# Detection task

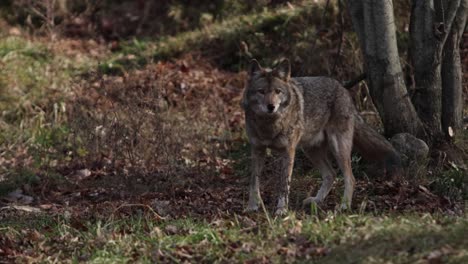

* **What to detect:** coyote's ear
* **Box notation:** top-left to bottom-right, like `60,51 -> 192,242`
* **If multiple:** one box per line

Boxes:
248,59 -> 262,76
275,59 -> 291,81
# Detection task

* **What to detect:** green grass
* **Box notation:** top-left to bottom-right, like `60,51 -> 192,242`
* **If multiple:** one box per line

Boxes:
0,36 -> 95,132
98,3 -> 326,74
0,36 -> 97,194
1,212 -> 466,263
1,5 -> 467,263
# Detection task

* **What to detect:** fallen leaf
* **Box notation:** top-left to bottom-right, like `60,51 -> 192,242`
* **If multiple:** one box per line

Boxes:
241,216 -> 257,228
448,126 -> 454,137
67,169 -> 92,181
427,250 -> 443,264
164,225 -> 178,235
151,199 -> 170,216
39,204 -> 54,210
9,27 -> 21,36
289,220 -> 303,234
418,185 -> 436,197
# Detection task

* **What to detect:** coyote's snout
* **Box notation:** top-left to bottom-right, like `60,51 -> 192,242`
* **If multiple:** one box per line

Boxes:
241,59 -> 401,215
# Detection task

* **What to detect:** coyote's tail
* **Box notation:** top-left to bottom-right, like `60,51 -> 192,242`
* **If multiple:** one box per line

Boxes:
353,115 -> 402,176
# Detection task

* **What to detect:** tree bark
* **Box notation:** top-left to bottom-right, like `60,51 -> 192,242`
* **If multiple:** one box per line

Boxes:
410,0 -> 461,140
441,0 -> 468,138
346,0 -> 424,137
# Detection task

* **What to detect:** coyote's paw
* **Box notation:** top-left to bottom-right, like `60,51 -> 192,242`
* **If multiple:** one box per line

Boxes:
244,204 -> 259,213
274,207 -> 288,216
302,196 -> 322,206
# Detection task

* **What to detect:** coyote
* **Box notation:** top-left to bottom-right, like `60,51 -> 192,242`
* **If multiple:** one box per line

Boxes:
241,59 -> 401,215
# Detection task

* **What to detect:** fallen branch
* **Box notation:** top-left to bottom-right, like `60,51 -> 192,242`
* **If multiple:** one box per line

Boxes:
0,205 -> 41,213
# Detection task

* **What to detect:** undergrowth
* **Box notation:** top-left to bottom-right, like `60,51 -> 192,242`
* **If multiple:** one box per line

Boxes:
0,2 -> 467,263
1,211 -> 467,263
98,2 -> 355,77
0,36 -> 96,194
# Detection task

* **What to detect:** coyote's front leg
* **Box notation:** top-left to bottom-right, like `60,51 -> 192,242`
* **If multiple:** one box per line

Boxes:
274,146 -> 296,216
245,147 -> 266,212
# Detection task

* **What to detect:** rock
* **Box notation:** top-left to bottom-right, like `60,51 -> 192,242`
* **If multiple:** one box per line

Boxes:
3,189 -> 34,205
390,133 -> 429,166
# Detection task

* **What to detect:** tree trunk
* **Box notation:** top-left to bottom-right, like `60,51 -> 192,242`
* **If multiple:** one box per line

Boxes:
346,0 -> 424,137
441,0 -> 468,138
410,0 -> 461,140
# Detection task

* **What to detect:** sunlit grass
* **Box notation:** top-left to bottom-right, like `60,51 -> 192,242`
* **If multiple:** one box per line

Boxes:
1,212 -> 466,263
0,36 -> 97,193
98,4 -> 318,74
0,4 -> 467,263
0,36 -> 95,136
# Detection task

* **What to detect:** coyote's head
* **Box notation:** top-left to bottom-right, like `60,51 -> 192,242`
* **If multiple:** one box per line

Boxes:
242,59 -> 292,117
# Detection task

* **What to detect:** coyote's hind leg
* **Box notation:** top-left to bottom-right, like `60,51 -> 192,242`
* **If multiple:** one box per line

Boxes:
302,144 -> 336,206
328,130 -> 355,210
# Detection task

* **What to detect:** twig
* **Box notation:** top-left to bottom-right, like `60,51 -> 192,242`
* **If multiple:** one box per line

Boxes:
311,0 -> 331,52
343,73 -> 367,89
136,0 -> 153,35
301,0 -> 332,73
112,203 -> 166,220
259,196 -> 273,229
331,0 -> 344,75
0,205 -> 41,213
320,0 -> 332,29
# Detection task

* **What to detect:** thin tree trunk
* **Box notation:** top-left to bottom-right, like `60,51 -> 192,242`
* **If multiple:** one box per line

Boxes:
442,0 -> 468,138
346,0 -> 424,137
410,0 -> 461,140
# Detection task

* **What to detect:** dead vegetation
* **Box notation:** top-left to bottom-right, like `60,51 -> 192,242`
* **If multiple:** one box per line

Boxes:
0,1 -> 467,262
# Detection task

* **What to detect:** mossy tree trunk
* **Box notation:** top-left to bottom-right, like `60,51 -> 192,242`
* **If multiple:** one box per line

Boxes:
346,0 -> 424,137
410,0 -> 462,140
346,0 -> 467,144
441,0 -> 468,138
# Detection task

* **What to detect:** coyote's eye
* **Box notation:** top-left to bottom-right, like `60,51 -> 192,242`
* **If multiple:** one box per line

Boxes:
257,89 -> 265,94
275,89 -> 282,94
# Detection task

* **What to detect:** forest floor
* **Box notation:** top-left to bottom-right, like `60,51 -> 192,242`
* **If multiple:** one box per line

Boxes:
0,11 -> 467,263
